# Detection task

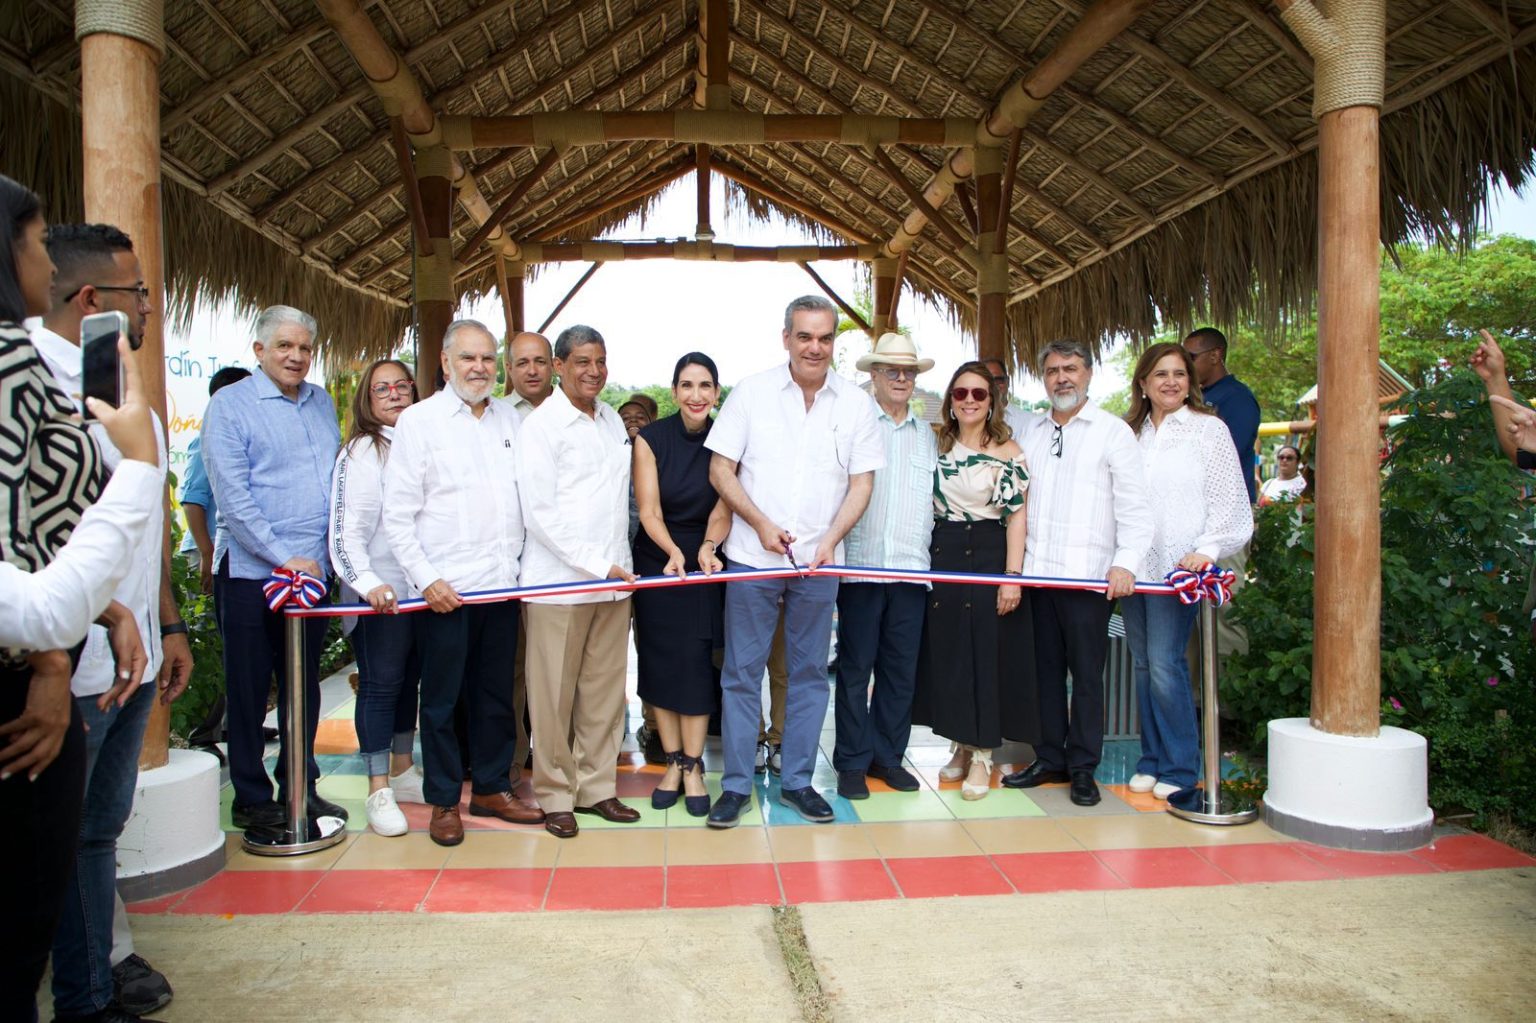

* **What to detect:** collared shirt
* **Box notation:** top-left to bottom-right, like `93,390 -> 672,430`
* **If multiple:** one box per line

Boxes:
382,390 -> 523,595
33,324 -> 169,695
706,363 -> 886,570
843,407 -> 937,583
1018,399 -> 1154,580
330,426 -> 409,598
511,394 -> 541,420
1134,406 -> 1254,581
1203,374 -> 1261,504
1003,404 -> 1041,444
202,369 -> 340,581
515,387 -> 632,604
177,434 -> 217,555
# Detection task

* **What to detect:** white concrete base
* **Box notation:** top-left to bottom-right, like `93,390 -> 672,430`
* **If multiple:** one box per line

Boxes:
116,748 -> 226,901
1262,718 -> 1434,851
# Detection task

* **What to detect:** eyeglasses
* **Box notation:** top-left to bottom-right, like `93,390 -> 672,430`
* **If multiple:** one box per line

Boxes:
63,284 -> 153,304
370,380 -> 414,397
1050,423 -> 1063,458
950,387 -> 990,402
877,367 -> 917,381
1184,346 -> 1217,359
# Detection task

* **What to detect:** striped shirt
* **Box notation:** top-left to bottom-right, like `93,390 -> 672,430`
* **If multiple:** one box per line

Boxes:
843,408 -> 937,583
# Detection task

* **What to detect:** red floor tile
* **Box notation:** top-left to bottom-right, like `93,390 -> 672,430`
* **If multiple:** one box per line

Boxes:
124,892 -> 186,914
1292,843 -> 1442,878
666,863 -> 783,908
422,868 -> 552,912
1410,834 -> 1536,872
1094,847 -> 1235,889
992,851 -> 1130,893
171,870 -> 326,915
296,869 -> 438,913
544,866 -> 664,911
1192,843 -> 1342,884
778,858 -> 900,904
884,855 -> 1014,899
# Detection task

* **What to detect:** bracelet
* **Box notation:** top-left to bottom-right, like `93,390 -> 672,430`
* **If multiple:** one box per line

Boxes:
1004,569 -> 1022,576
160,621 -> 189,638
702,539 -> 719,549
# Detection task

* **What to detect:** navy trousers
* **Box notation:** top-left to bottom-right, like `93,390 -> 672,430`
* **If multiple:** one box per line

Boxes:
832,582 -> 925,772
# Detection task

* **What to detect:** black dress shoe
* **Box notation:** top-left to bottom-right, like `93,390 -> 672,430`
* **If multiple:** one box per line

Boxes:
836,770 -> 869,800
1001,761 -> 1070,789
1069,771 -> 1101,806
230,800 -> 285,830
866,763 -> 921,791
308,793 -> 350,822
707,790 -> 751,829
778,786 -> 835,823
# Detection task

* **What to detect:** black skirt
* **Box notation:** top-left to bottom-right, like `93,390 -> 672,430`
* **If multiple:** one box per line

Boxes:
912,518 -> 1038,748
633,522 -> 724,715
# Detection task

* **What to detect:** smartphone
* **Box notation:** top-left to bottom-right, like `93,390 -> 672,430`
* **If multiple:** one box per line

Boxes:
80,310 -> 129,420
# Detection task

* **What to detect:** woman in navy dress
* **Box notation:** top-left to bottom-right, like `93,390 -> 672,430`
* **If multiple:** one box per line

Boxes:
631,352 -> 731,816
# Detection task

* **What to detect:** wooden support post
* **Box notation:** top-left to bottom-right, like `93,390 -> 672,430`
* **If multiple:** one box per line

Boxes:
871,257 -> 898,338
415,145 -> 455,397
888,250 -> 910,329
798,263 -> 870,335
389,116 -> 434,256
973,145 -> 1008,364
538,263 -> 601,335
696,144 -> 713,240
79,1 -> 171,771
494,254 -> 525,336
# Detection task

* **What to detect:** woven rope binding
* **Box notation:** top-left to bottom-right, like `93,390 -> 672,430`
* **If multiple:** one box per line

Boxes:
76,0 -> 165,56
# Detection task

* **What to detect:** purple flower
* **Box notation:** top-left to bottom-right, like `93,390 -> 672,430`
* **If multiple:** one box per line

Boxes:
1389,697 -> 1403,711
1486,676 -> 1499,688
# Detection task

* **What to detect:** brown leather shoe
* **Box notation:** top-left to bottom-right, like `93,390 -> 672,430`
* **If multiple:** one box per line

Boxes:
544,811 -> 579,838
575,797 -> 641,823
429,805 -> 464,847
468,791 -> 545,824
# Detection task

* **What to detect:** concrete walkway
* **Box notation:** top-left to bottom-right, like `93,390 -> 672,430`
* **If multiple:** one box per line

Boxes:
116,868 -> 1534,1021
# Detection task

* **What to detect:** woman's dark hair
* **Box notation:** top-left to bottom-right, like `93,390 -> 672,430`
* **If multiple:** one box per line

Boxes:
1123,341 -> 1213,433
672,351 -> 719,388
0,174 -> 43,323
937,360 -> 1011,454
345,358 -> 415,456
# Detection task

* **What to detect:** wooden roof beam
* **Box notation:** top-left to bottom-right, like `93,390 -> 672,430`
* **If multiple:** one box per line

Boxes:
1217,0 -> 1315,72
799,262 -> 871,333
696,0 -> 731,109
444,111 -> 976,148
870,148 -> 978,266
532,157 -> 696,240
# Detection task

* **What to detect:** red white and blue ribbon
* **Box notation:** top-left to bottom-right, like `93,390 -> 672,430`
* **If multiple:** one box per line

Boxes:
1164,565 -> 1236,606
263,568 -> 329,612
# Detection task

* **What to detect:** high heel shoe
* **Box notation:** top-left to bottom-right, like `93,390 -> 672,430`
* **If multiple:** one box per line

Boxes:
938,743 -> 972,783
961,754 -> 993,801
651,751 -> 682,810
677,753 -> 710,817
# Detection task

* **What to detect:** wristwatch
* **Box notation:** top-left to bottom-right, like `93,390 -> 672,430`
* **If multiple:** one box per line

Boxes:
160,621 -> 190,638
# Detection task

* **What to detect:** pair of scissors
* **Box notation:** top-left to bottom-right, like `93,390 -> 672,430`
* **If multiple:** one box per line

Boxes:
786,545 -> 809,577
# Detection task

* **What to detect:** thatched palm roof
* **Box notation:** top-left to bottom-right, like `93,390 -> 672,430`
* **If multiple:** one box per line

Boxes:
4,1 -> 1535,371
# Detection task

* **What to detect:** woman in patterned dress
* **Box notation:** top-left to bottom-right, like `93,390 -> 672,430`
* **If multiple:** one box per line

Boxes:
913,361 -> 1037,800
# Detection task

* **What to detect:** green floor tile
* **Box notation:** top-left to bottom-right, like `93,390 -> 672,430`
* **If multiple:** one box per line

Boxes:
846,789 -> 954,823
316,773 -> 370,799
933,788 -> 1046,819
569,797 -> 669,829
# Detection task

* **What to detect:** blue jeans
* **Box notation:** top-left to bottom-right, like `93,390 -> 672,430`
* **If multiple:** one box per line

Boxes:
51,681 -> 156,1018
352,614 -> 420,778
833,583 -> 925,772
1121,594 -> 1201,789
720,575 -> 838,795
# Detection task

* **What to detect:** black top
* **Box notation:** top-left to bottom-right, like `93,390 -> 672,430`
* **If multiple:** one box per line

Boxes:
632,413 -> 716,570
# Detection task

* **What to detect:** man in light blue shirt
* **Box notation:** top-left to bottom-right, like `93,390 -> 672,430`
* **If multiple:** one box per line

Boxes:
833,333 -> 938,800
202,305 -> 344,831
178,366 -> 250,594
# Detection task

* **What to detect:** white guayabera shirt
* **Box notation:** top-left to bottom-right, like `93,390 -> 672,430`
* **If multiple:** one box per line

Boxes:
1133,405 -> 1254,581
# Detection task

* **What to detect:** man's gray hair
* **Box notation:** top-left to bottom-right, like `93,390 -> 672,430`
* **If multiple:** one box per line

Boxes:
254,305 -> 317,344
443,318 -> 495,353
783,294 -> 837,333
1037,338 -> 1094,374
554,324 -> 605,360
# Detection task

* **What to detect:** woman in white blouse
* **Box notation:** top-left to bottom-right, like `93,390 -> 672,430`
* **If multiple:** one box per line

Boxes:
330,358 -> 420,836
1258,445 -> 1307,505
1121,343 -> 1253,800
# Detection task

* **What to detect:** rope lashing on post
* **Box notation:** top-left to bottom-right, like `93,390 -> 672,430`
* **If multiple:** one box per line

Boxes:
1164,565 -> 1237,607
75,0 -> 166,56
277,564 -> 1238,618
1277,0 -> 1386,117
264,569 -> 329,612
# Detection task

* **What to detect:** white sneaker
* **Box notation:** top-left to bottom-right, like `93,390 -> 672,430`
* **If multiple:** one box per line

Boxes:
1152,781 -> 1181,800
387,766 -> 425,804
1128,773 -> 1157,793
365,787 -> 408,837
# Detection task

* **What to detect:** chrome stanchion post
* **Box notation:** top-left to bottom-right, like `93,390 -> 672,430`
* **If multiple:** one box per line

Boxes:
1167,596 -> 1258,825
242,611 -> 347,855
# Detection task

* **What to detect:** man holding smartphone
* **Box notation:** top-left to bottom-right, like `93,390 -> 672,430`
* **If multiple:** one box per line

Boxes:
31,224 -> 189,1021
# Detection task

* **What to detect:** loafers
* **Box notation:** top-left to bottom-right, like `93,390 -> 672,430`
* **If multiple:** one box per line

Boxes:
1001,761 -> 1070,789
544,811 -> 579,838
867,763 -> 921,791
778,786 -> 835,823
308,792 -> 350,822
469,790 -> 545,824
836,770 -> 869,800
575,797 -> 641,823
1069,771 -> 1101,806
429,805 -> 464,846
707,790 -> 751,829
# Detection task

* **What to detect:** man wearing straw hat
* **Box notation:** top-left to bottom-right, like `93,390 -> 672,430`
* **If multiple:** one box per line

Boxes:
832,332 -> 938,800
705,295 -> 885,828
384,319 -> 543,847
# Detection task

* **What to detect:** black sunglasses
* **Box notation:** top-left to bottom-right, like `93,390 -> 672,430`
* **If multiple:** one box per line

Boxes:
950,387 -> 990,402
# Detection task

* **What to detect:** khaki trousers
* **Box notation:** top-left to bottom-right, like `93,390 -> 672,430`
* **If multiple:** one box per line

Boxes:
512,631 -> 530,777
525,599 -> 631,813
757,606 -> 788,744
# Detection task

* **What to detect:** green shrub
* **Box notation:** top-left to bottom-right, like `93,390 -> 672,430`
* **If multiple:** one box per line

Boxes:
167,548 -> 224,743
1225,373 -> 1536,829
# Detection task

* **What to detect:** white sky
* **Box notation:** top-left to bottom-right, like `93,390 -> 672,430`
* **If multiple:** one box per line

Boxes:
163,177 -> 1536,463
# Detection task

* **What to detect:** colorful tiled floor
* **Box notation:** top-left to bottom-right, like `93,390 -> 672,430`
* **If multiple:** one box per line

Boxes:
137,673 -> 1534,916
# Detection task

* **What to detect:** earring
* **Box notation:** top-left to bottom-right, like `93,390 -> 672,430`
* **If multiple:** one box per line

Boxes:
986,406 -> 994,421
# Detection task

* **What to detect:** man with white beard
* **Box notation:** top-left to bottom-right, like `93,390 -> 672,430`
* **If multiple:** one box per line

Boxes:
1002,339 -> 1152,807
383,320 -> 544,847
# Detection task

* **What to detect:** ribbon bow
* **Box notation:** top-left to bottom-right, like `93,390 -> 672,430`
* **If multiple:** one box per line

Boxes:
264,568 -> 329,612
1165,565 -> 1236,606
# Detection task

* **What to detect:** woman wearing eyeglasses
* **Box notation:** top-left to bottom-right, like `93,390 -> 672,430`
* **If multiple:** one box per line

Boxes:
914,361 -> 1036,800
1121,342 -> 1252,800
1258,445 -> 1307,505
329,358 -> 421,836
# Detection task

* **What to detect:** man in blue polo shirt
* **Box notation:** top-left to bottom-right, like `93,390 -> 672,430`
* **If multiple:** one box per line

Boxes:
1183,327 -> 1260,503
